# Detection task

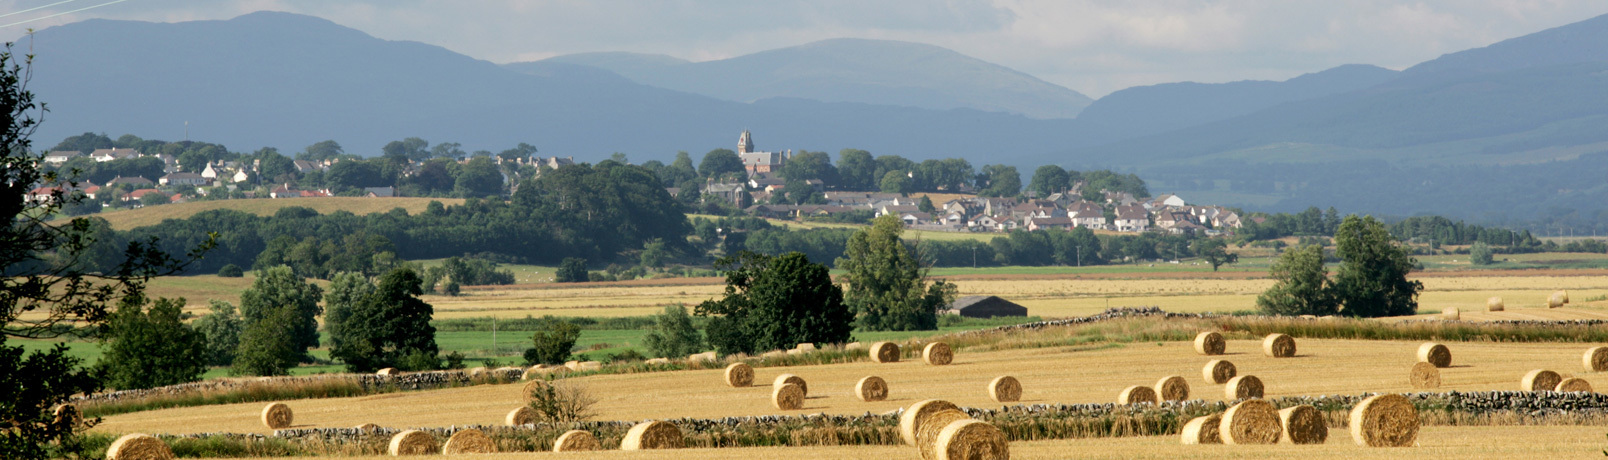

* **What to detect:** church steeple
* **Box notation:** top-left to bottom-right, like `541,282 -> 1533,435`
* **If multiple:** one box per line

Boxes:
738,130 -> 754,154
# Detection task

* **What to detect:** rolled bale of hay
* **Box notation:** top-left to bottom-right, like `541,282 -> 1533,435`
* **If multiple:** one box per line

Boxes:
1417,343 -> 1451,368
786,348 -> 803,355
772,382 -> 805,410
1556,377 -> 1593,393
468,366 -> 489,376
869,341 -> 900,363
1548,293 -> 1565,308
1278,405 -> 1328,445
773,374 -> 808,396
564,360 -> 580,371
1262,333 -> 1296,358
354,423 -> 382,431
388,430 -> 438,456
724,362 -> 754,387
1219,399 -> 1281,445
987,376 -> 1022,403
688,352 -> 718,362
845,342 -> 865,350
1179,414 -> 1222,445
1349,393 -> 1419,447
933,419 -> 1009,460
923,342 -> 954,365
1487,296 -> 1505,311
441,428 -> 497,454
915,409 -> 973,460
522,379 -> 549,403
520,367 -> 543,380
855,376 -> 889,402
900,399 -> 961,446
1202,359 -> 1237,384
796,343 -> 817,352
578,361 -> 602,371
261,402 -> 293,429
1194,331 -> 1226,355
106,433 -> 174,460
1585,347 -> 1608,372
1409,362 -> 1441,389
52,404 -> 82,428
552,430 -> 600,452
505,406 -> 535,425
376,368 -> 397,376
1118,385 -> 1158,405
645,357 -> 671,365
1225,375 -> 1264,400
1441,307 -> 1459,320
1521,369 -> 1563,391
1558,290 -> 1570,304
621,420 -> 684,450
1155,375 -> 1189,402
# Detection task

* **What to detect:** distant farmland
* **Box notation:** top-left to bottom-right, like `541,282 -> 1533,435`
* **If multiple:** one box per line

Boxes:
90,197 -> 466,230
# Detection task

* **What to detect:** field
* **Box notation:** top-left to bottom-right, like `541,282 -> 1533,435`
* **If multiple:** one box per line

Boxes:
90,197 -> 466,230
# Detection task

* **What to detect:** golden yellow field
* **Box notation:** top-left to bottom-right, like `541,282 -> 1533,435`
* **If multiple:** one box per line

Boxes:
92,197 -> 466,230
276,425 -> 1608,460
96,338 -> 1607,436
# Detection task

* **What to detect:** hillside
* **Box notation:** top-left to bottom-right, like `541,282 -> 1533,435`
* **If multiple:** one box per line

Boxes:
517,38 -> 1093,119
90,197 -> 466,230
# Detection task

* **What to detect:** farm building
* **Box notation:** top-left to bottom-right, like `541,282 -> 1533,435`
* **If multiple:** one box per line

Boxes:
945,295 -> 1028,318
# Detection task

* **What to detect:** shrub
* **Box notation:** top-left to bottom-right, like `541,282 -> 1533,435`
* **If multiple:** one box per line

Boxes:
555,258 -> 587,283
642,305 -> 704,358
526,318 -> 581,365
1469,242 -> 1494,265
217,264 -> 244,278
525,380 -> 597,424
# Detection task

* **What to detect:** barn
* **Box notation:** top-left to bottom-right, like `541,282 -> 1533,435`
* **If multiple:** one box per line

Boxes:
945,295 -> 1028,318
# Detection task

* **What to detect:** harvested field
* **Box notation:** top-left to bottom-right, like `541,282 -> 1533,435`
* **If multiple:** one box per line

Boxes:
97,338 -> 1604,435
93,197 -> 466,230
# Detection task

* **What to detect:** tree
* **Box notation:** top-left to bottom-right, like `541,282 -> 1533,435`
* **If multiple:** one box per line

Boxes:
662,151 -> 698,186
556,257 -> 588,283
329,268 -> 439,372
98,295 -> 206,390
779,150 -> 837,186
639,239 -> 667,269
525,318 -> 580,365
642,305 -> 705,358
837,149 -> 876,190
298,140 -> 344,162
1191,238 -> 1239,271
1256,244 -> 1337,316
193,300 -> 243,367
1469,242 -> 1495,265
918,196 -> 936,214
837,215 -> 957,331
324,160 -> 384,191
976,164 -> 1021,197
382,137 -> 430,163
238,266 -> 323,362
454,156 -> 503,198
1332,215 -> 1424,317
321,271 -> 373,368
232,306 -> 302,376
217,264 -> 243,277
696,251 -> 853,355
1027,165 -> 1070,197
879,170 -> 913,195
698,148 -> 744,179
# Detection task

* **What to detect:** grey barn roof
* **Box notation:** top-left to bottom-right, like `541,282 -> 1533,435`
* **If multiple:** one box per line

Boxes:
946,295 -> 1028,318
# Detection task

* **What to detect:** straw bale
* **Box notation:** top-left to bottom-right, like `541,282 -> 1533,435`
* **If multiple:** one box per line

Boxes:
845,342 -> 864,350
724,362 -> 754,387
577,361 -> 601,371
564,361 -> 580,371
1155,375 -> 1189,401
772,382 -> 805,410
1225,375 -> 1264,399
899,399 -> 961,446
441,428 -> 497,454
261,402 -> 293,429
645,358 -> 671,365
1409,362 -> 1440,389
796,343 -> 817,351
376,368 -> 396,376
923,342 -> 954,365
1585,347 -> 1608,372
1487,297 -> 1504,311
1279,405 -> 1327,444
52,404 -> 81,428
1521,369 -> 1562,391
1219,399 -> 1280,445
1441,307 -> 1459,320
388,430 -> 437,456
505,406 -> 535,425
1194,331 -> 1225,355
354,423 -> 381,431
1179,414 -> 1221,445
106,433 -> 173,460
621,420 -> 683,450
467,366 -> 489,377
1202,359 -> 1236,384
522,379 -> 549,403
869,341 -> 900,363
933,419 -> 1009,460
1549,291 -> 1568,308
1556,377 -> 1593,393
1262,333 -> 1295,358
773,374 -> 808,396
1117,385 -> 1157,405
552,430 -> 600,452
987,376 -> 1021,403
1417,343 -> 1451,368
1348,394 -> 1419,447
855,376 -> 889,402
915,409 -> 972,460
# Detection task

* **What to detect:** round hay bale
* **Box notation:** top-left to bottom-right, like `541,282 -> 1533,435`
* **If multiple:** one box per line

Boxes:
1441,307 -> 1459,321
52,404 -> 81,428
552,430 -> 600,452
1548,293 -> 1565,308
1262,333 -> 1295,358
933,419 -> 1009,460
1416,343 -> 1451,368
1585,347 -> 1608,372
915,409 -> 972,460
923,342 -> 954,365
1194,331 -> 1226,355
621,420 -> 683,450
376,367 -> 396,376
260,402 -> 293,429
522,379 -> 549,403
467,366 -> 489,376
900,399 -> 961,446
987,376 -> 1022,403
773,374 -> 807,396
1348,393 -> 1419,447
441,428 -> 497,454
1278,405 -> 1328,445
1557,290 -> 1570,304
724,362 -> 754,387
855,376 -> 889,402
870,341 -> 901,363
1219,399 -> 1281,445
772,382 -> 805,410
1202,359 -> 1237,384
1409,362 -> 1441,389
1179,414 -> 1222,445
1521,369 -> 1562,391
106,433 -> 173,460
1556,377 -> 1593,393
354,423 -> 381,431
1155,375 -> 1189,401
1487,296 -> 1504,311
388,430 -> 437,456
1117,385 -> 1158,405
505,406 -> 535,425
1225,375 -> 1264,400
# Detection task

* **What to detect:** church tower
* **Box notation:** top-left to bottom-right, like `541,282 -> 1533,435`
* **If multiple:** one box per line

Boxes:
738,130 -> 754,154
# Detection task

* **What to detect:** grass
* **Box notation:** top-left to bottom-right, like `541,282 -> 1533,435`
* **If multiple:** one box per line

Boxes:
90,197 -> 467,230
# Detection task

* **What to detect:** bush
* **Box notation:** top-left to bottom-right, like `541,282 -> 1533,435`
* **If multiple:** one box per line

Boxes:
642,305 -> 705,358
1470,242 -> 1495,265
399,349 -> 441,371
525,319 -> 580,365
217,264 -> 244,278
606,349 -> 646,363
442,351 -> 466,370
525,380 -> 597,424
443,281 -> 461,296
555,257 -> 587,283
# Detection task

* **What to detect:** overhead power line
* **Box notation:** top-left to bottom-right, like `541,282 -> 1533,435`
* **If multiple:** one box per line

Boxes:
0,0 -> 83,19
2,0 -> 131,29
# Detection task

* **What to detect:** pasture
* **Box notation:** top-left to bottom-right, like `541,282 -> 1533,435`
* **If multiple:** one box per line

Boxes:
90,197 -> 466,230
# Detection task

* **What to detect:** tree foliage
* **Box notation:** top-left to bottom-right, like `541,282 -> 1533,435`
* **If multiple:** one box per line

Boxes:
328,268 -> 439,372
193,300 -> 243,367
836,216 -> 956,331
641,305 -> 705,358
555,258 -> 588,283
1256,244 -> 1337,316
524,318 -> 580,365
696,251 -> 853,355
238,266 -> 323,363
1190,238 -> 1238,271
98,295 -> 206,390
1332,215 -> 1424,317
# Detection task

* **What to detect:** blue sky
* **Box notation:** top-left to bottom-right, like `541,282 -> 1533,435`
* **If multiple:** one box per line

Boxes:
5,0 -> 1607,96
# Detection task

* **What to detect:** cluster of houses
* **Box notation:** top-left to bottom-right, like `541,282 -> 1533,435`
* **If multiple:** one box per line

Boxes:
745,190 -> 1242,235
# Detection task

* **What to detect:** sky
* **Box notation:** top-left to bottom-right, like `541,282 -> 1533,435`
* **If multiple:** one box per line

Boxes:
4,0 -> 1608,97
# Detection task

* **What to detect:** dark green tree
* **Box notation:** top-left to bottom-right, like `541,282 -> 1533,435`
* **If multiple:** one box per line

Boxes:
641,305 -> 705,358
524,318 -> 581,365
1332,215 -> 1424,317
662,151 -> 699,186
976,164 -> 1021,197
879,170 -> 913,195
454,156 -> 504,198
1191,238 -> 1239,271
329,268 -> 439,372
778,150 -> 837,186
836,149 -> 876,190
837,215 -> 957,331
217,264 -> 243,277
297,140 -> 344,161
639,239 -> 668,269
697,251 -> 853,354
97,295 -> 206,390
320,271 -> 372,367
556,258 -> 588,283
238,265 -> 322,362
1256,244 -> 1337,316
233,306 -> 303,376
698,148 -> 745,179
918,196 -> 936,214
1027,165 -> 1070,197
1469,242 -> 1495,265
193,300 -> 243,367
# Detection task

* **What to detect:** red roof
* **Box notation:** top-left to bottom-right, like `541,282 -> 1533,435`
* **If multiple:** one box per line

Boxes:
127,189 -> 166,199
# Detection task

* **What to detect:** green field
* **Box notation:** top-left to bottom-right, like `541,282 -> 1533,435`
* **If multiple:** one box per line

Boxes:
89,197 -> 467,230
